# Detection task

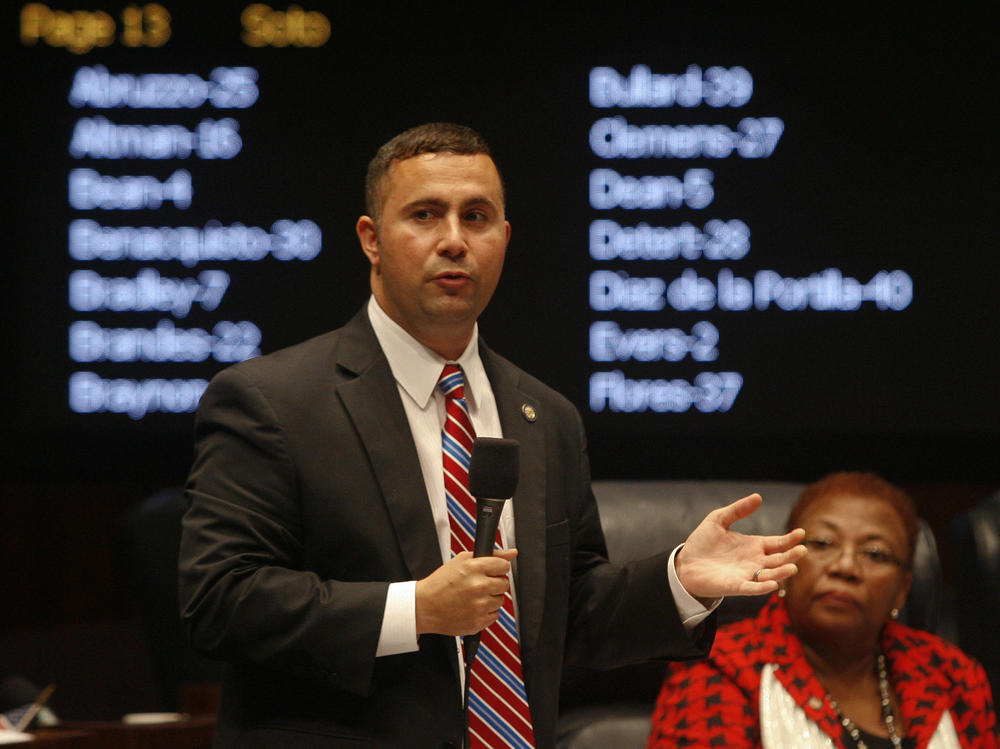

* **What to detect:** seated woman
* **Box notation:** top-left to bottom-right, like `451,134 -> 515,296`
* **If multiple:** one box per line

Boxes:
647,471 -> 996,749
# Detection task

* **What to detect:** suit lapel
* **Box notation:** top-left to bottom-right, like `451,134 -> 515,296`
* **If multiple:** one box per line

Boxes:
334,310 -> 442,582
481,345 -> 547,657
333,315 -> 547,679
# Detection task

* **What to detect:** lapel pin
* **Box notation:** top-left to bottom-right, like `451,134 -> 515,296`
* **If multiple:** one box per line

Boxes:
521,404 -> 537,422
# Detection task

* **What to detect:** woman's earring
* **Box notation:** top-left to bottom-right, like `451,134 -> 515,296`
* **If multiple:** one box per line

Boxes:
777,587 -> 786,598
890,608 -> 899,619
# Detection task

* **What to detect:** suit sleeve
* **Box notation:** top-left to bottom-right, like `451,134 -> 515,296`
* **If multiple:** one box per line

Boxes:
560,406 -> 714,669
177,365 -> 387,696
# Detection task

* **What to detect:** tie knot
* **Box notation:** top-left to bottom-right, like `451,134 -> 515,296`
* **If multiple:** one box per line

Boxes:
438,364 -> 466,401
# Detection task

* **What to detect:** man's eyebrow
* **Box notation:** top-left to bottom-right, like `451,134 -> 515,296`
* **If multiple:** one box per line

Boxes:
400,197 -> 447,211
399,196 -> 500,212
460,195 -> 499,208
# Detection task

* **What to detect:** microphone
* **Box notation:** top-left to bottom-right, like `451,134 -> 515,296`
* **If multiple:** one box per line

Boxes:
469,437 -> 520,558
465,437 -> 519,664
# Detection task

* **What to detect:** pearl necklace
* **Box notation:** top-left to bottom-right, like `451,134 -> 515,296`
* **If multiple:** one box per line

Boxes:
827,653 -> 903,749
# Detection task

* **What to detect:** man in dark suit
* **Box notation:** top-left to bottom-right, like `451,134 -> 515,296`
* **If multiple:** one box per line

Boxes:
178,123 -> 805,749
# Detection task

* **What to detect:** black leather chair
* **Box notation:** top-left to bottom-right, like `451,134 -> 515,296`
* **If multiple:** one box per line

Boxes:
555,479 -> 945,749
121,480 -> 948,740
120,487 -> 222,711
951,490 -> 1000,699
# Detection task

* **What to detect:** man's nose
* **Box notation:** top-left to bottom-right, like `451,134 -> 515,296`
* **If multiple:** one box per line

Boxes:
436,214 -> 468,256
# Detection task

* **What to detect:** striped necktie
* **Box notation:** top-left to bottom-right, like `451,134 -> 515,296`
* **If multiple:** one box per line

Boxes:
438,364 -> 536,749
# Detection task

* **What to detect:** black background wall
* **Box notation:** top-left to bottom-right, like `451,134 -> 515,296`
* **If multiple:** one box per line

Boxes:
2,2 -> 996,719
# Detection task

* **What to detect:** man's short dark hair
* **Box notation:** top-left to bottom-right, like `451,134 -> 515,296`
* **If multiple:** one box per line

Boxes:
364,122 -> 504,220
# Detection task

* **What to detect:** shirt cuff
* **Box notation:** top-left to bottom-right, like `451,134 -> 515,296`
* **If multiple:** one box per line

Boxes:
375,581 -> 419,657
668,544 -> 722,630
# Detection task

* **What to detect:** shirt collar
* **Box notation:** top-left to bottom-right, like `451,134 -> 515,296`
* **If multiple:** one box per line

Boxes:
367,295 -> 487,410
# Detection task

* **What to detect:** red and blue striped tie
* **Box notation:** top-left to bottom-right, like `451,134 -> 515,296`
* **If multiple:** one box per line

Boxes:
438,364 -> 536,749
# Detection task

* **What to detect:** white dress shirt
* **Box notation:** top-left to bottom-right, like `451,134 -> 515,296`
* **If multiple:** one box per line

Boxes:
365,296 -> 716,658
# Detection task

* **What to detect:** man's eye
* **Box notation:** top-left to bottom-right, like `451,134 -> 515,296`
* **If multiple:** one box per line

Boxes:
465,211 -> 487,221
413,210 -> 433,220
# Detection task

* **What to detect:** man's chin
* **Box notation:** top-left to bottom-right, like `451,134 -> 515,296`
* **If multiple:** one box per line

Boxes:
425,297 -> 481,323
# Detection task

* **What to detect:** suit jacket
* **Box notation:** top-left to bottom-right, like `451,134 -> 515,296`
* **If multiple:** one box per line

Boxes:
647,595 -> 997,749
179,307 -> 712,749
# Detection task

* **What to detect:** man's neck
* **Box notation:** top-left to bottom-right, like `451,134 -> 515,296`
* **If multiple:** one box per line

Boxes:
369,297 -> 475,361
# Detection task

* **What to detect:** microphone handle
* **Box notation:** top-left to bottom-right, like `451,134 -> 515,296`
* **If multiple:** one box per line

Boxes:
466,633 -> 481,661
472,498 -> 507,558
466,498 -> 508,662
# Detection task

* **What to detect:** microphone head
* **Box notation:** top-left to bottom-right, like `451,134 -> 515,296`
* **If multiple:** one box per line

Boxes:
468,437 -> 519,499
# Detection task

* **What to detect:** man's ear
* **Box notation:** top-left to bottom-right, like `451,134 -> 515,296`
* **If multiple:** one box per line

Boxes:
356,215 -> 379,269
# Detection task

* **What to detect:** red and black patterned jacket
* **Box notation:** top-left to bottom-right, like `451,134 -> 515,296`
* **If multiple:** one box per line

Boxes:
647,595 -> 997,749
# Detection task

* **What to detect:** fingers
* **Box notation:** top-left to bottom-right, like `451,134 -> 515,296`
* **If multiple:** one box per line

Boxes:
492,548 -> 518,562
454,548 -> 517,574
454,548 -> 518,559
761,539 -> 807,566
750,562 -> 800,585
761,527 -> 806,554
477,550 -> 517,578
766,562 -> 800,583
710,493 -> 763,528
460,557 -> 513,593
748,533 -> 806,588
415,551 -> 515,636
744,580 -> 782,595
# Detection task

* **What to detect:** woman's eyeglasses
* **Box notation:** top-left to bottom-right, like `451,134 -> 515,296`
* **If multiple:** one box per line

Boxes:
803,537 -> 905,570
